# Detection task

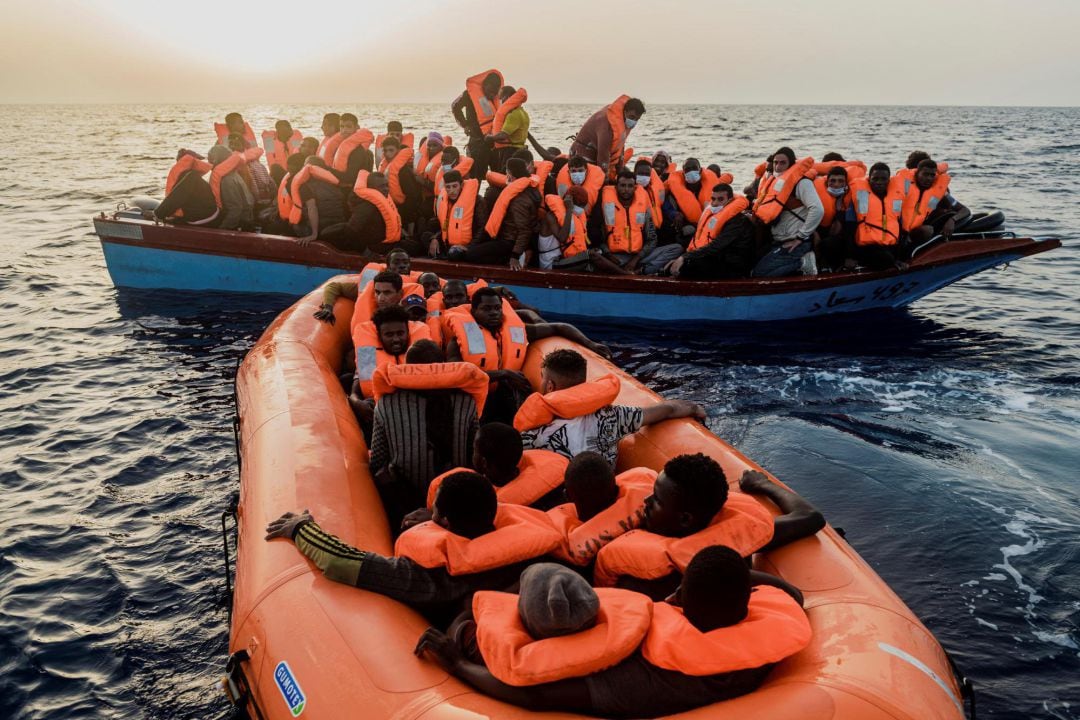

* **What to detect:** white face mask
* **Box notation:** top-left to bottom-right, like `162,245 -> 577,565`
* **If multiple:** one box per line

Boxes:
827,186 -> 847,197
709,200 -> 727,211
624,117 -> 638,129
684,170 -> 701,184
442,164 -> 453,172
569,170 -> 586,184
635,174 -> 650,187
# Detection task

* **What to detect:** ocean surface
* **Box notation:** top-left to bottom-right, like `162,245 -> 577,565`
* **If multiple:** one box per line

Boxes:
1,103 -> 1078,719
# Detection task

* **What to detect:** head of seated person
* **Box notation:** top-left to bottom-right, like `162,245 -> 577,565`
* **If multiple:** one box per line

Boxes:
372,270 -> 404,309
518,563 -> 600,639
706,163 -> 722,176
821,152 -> 845,163
682,157 -> 702,183
418,272 -> 441,298
385,248 -> 411,275
299,136 -> 319,158
225,112 -> 246,135
505,157 -> 528,184
914,158 -> 941,191
368,172 -> 390,198
564,451 -> 617,522
208,144 -> 232,166
905,150 -> 930,170
381,136 -> 402,165
386,120 -> 403,139
443,170 -> 465,201
470,287 -> 506,331
512,148 -> 534,173
432,470 -> 498,539
441,146 -> 461,169
672,545 -> 752,630
642,453 -> 727,538
473,422 -> 524,487
286,153 -> 306,177
404,293 -> 428,321
305,155 -> 329,169
441,279 -> 469,309
567,155 -> 588,183
406,339 -> 445,364
227,133 -> 248,153
540,348 -> 587,393
373,304 -> 412,355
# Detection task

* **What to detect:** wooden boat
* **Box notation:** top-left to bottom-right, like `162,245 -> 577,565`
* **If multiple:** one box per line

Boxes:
93,211 -> 1058,323
224,279 -> 972,719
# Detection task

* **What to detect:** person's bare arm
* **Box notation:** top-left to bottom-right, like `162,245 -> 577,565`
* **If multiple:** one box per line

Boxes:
445,337 -> 463,362
299,198 -> 319,246
640,399 -> 706,426
749,570 -> 804,606
739,469 -> 825,553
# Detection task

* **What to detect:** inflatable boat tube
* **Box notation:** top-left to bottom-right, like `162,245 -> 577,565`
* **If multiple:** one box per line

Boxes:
956,210 -> 1005,233
227,279 -> 969,719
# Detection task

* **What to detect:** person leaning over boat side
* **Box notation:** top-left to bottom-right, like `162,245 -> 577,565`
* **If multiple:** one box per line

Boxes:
515,349 -> 705,470
226,133 -> 275,210
569,96 -> 645,182
587,169 -> 683,276
462,158 -> 540,269
452,70 -> 504,181
901,158 -> 970,248
751,146 -> 823,278
593,453 -> 824,600
416,547 -> 811,718
432,170 -> 487,259
151,150 -> 218,226
265,470 -> 562,618
664,184 -> 756,279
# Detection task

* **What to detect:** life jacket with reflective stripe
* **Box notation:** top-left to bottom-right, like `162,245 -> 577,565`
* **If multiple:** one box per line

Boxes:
446,302 -> 528,372
260,129 -> 302,171
350,277 -> 424,329
487,160 -> 553,192
317,132 -> 344,165
215,121 -> 256,148
353,188 -> 403,244
415,140 -> 454,182
394,503 -> 561,575
465,69 -> 504,135
332,129 -> 375,173
352,319 -> 431,398
548,467 -> 656,566
426,282 -> 488,345
639,168 -> 666,225
371,361 -> 489,417
435,157 -> 476,194
665,168 -> 731,225
813,160 -> 866,180
376,132 -> 415,150
513,374 -> 621,432
474,588 -> 652,686
484,176 -> 537,238
641,588 -> 812,676
850,176 -> 905,247
542,194 -> 589,259
286,164 -> 340,225
209,148 -> 264,208
593,493 -> 776,586
425,449 -> 570,509
752,157 -> 815,224
379,147 -> 415,205
435,178 -> 480,247
604,95 -> 631,181
555,164 -> 606,214
601,185 -> 651,254
165,155 -> 213,217
277,172 -> 293,221
688,195 -> 750,252
896,162 -> 950,194
356,262 -> 424,291
813,176 -> 853,229
900,171 -> 951,231
491,87 -> 528,148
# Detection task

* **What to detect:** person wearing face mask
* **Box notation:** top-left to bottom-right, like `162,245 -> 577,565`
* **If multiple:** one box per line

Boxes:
664,184 -> 754,279
569,96 -> 646,181
632,159 -> 665,229
751,146 -> 822,277
813,167 -> 856,272
663,159 -> 732,243
537,185 -> 591,270
555,156 -> 605,215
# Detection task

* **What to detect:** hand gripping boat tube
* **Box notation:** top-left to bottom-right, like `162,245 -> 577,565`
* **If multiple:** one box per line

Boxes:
225,277 -> 972,720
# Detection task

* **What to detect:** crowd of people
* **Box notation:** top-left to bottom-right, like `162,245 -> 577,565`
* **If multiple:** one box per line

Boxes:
154,70 -> 970,280
256,252 -> 828,716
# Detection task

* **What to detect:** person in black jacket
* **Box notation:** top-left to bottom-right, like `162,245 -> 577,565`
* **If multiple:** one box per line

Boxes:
665,184 -> 756,279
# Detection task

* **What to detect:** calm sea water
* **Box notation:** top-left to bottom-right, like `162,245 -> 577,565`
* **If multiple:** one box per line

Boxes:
1,103 -> 1078,719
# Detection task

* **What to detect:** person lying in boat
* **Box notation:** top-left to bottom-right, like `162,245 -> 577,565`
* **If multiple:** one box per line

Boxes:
593,454 -> 826,600
405,423 -> 571,532
515,348 -> 704,470
265,469 -> 562,617
751,146 -> 823,278
153,149 -> 217,226
415,548 -> 811,718
900,158 -> 970,247
432,170 -> 488,259
664,183 -> 756,280
586,169 -> 684,276
369,340 -> 486,532
445,288 -> 611,423
461,158 -> 540,268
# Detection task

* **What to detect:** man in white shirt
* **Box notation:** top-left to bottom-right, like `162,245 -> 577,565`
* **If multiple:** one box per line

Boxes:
752,147 -> 823,277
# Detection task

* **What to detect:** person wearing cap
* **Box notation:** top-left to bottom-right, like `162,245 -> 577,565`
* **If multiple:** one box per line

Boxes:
403,293 -> 428,322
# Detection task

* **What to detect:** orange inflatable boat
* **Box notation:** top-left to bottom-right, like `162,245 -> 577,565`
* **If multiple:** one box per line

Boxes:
224,279 -> 972,719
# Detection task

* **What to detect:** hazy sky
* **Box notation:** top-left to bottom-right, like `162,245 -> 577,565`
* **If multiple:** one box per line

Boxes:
3,0 -> 1079,106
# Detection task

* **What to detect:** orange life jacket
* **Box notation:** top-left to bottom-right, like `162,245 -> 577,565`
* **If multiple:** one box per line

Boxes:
604,95 -> 631,181
286,164 -> 340,225
215,121 -> 256,148
752,157 -> 815,224
352,188 -> 403,244
277,172 -> 293,221
639,167 -> 666,226
850,176 -> 906,247
548,467 -> 656,566
425,449 -> 569,510
484,176 -> 537,238
688,195 -> 750,252
356,262 -> 425,291
209,148 -> 263,208
900,171 -> 951,231
592,493 -> 776,586
436,178 -> 480,247
665,168 -> 730,225
601,185 -> 652,254
165,155 -> 213,217
446,302 -> 528,372
896,162 -> 950,194
473,587 -> 653,686
425,282 -> 488,345
513,374 -> 621,432
487,160 -> 553,192
813,160 -> 866,179
435,157 -> 476,194
415,140 -> 454,183
465,69 -> 504,135
555,164 -> 606,214
317,132 -> 344,165
332,129 -> 375,173
378,147 -> 415,205
371,361 -> 489,417
542,194 -> 589,259
491,87 -> 528,148
352,319 -> 432,398
375,132 -> 415,150
260,129 -> 302,171
813,176 -> 853,229
394,503 -> 560,575
350,280 -> 424,330
641,589 -> 812,676
754,161 -> 768,179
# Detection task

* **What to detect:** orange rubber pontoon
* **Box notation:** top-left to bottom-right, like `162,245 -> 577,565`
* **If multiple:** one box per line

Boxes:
226,280 -> 970,719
